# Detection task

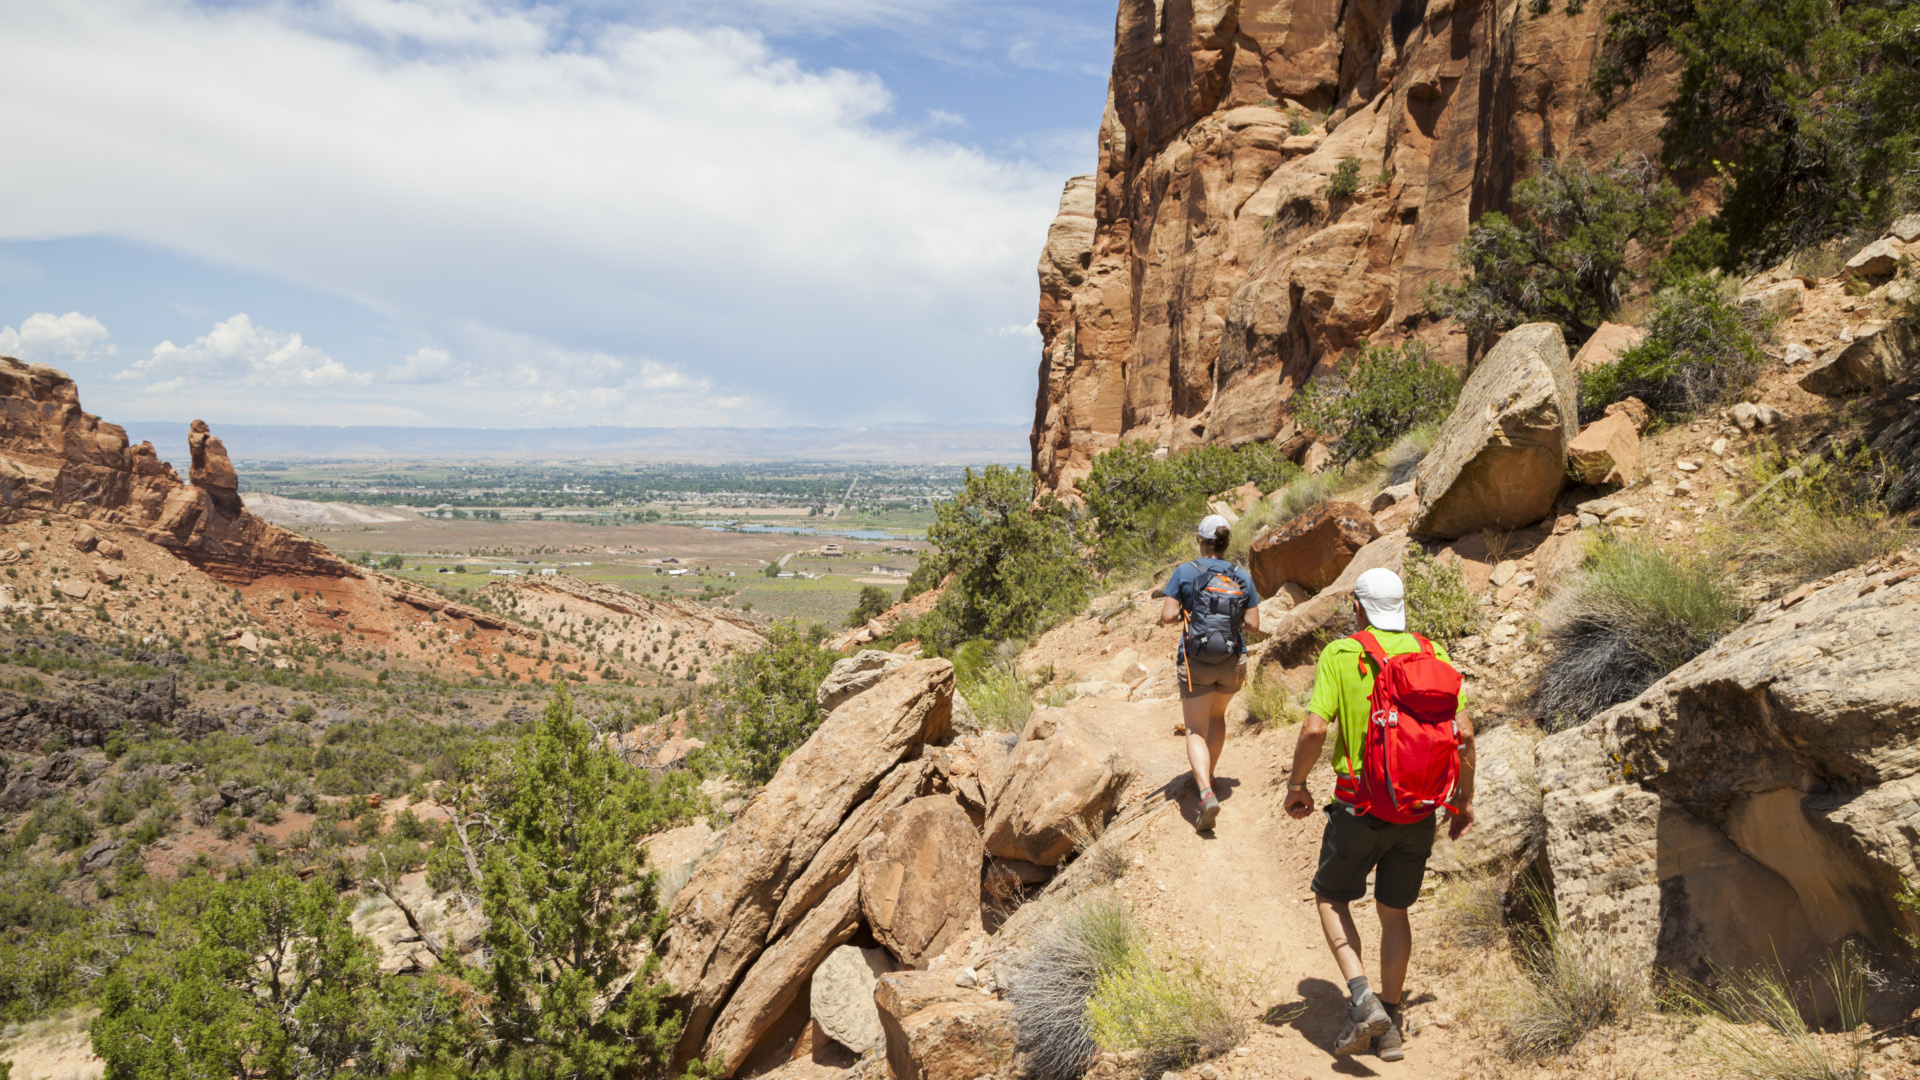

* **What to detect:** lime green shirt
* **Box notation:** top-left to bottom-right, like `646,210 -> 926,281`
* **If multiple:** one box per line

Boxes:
1306,631 -> 1459,778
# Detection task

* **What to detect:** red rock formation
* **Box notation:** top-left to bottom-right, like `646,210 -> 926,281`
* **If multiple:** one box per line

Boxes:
0,356 -> 342,583
1031,0 -> 1675,493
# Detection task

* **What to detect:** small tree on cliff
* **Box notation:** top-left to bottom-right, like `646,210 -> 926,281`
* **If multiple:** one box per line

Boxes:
1293,340 -> 1461,468
1427,155 -> 1681,346
916,465 -> 1088,647
428,683 -> 699,1079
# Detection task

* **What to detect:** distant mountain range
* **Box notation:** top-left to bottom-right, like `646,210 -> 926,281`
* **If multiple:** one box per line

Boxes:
118,421 -> 1032,464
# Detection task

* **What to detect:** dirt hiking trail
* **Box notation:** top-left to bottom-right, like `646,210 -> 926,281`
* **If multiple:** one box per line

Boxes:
1050,693 -> 1720,1080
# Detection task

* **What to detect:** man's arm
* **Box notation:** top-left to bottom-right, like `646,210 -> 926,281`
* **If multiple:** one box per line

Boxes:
1447,710 -> 1476,840
1282,713 -> 1329,819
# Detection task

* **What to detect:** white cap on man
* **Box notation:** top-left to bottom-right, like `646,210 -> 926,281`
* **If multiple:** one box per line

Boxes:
1197,514 -> 1231,539
1354,567 -> 1407,632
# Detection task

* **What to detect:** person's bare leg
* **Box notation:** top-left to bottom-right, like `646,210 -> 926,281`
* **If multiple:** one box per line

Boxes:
1182,695 -> 1214,793
1377,904 -> 1412,1005
1206,692 -> 1230,776
1316,896 -> 1368,983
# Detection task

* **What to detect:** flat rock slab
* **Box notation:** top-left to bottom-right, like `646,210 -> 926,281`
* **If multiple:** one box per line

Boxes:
1248,500 -> 1377,596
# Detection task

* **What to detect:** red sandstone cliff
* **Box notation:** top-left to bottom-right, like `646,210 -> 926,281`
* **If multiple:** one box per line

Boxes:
1032,0 -> 1674,492
0,357 -> 344,583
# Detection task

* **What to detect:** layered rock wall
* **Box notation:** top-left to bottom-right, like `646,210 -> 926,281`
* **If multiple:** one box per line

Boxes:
1538,553 -> 1920,989
1032,0 -> 1672,492
0,356 -> 344,583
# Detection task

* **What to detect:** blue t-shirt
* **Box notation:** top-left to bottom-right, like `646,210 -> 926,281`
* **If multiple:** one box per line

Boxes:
1162,558 -> 1261,653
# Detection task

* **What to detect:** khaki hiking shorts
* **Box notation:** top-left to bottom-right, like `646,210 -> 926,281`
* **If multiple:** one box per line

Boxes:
1176,653 -> 1243,698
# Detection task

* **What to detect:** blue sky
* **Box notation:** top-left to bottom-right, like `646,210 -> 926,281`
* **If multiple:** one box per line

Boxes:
0,0 -> 1113,429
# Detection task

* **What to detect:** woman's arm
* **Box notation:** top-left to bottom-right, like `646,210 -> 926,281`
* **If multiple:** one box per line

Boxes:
1158,595 -> 1182,625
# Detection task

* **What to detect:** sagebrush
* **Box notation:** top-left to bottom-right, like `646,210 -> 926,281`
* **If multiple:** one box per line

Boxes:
1532,534 -> 1746,730
1294,341 -> 1460,468
1579,273 -> 1764,419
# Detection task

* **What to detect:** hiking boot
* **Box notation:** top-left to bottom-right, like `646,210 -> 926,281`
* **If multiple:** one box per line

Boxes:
1374,1009 -> 1405,1062
1333,993 -> 1390,1056
1197,790 -> 1222,831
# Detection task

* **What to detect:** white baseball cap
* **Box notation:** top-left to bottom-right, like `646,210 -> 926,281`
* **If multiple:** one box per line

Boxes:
1354,567 -> 1407,631
1197,514 -> 1231,539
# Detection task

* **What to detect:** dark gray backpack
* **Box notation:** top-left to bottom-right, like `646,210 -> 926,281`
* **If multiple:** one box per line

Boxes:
1180,561 -> 1248,665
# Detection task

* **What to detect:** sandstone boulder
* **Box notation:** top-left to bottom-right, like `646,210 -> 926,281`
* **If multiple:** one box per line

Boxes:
1570,322 -> 1645,373
1252,530 -> 1410,672
1538,553 -> 1920,989
983,709 -> 1130,866
703,875 -> 863,1075
1369,482 -> 1415,513
1566,412 -> 1640,486
858,795 -> 984,967
1248,501 -> 1378,596
661,659 -> 956,1065
1412,324 -> 1579,540
1891,214 -> 1920,244
1799,322 -> 1916,396
1744,279 -> 1807,319
818,650 -> 911,711
1604,396 -> 1651,432
1846,237 -> 1905,278
1428,725 -> 1543,875
1728,402 -> 1784,432
810,944 -> 893,1053
876,970 -> 1016,1080
771,759 -> 928,939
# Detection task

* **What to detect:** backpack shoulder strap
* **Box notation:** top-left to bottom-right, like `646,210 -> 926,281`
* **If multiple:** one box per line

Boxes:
1350,629 -> 1387,675
1411,632 -> 1435,659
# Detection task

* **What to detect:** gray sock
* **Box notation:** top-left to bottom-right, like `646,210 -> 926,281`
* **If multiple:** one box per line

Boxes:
1347,976 -> 1371,1006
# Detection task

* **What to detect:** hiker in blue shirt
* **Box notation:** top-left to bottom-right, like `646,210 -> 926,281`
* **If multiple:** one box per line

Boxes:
1158,514 -> 1261,832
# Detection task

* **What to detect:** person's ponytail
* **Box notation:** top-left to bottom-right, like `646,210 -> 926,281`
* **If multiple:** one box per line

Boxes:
1204,527 -> 1231,559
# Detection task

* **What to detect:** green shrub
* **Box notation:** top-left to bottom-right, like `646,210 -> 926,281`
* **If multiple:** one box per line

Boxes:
704,620 -> 838,784
1294,341 -> 1461,468
963,661 -> 1037,733
1427,155 -> 1681,345
1532,534 -> 1747,729
915,465 -> 1090,645
1593,0 -> 1920,266
1326,156 -> 1363,200
1403,546 -> 1483,645
846,585 -> 893,628
21,797 -> 93,852
1008,897 -> 1142,1080
1732,442 -> 1914,590
1082,441 -> 1299,572
1085,937 -> 1247,1072
92,869 -> 455,1078
1239,671 -> 1305,727
1579,274 -> 1763,419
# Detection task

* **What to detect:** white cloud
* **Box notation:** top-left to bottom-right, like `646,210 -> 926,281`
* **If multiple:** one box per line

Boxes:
0,312 -> 117,365
125,314 -> 371,389
0,0 -> 1084,427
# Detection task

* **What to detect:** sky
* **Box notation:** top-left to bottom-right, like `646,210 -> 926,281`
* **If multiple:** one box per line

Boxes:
0,0 -> 1114,430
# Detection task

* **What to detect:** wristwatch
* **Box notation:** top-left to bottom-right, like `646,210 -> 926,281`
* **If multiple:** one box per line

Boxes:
1287,781 -> 1309,792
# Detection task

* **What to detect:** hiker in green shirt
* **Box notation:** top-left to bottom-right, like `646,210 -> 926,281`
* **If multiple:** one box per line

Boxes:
1282,567 -> 1477,1063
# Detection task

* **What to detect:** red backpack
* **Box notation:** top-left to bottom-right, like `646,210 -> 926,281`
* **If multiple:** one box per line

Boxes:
1332,630 -> 1464,824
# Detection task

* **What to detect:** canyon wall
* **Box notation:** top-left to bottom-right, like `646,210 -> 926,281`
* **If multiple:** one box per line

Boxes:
1032,0 -> 1673,492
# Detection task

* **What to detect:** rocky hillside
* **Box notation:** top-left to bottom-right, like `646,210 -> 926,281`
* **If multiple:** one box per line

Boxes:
480,573 -> 765,686
1030,0 -> 1674,492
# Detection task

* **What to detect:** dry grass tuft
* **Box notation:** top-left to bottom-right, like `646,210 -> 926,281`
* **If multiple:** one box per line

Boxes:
1062,816 -> 1127,887
1532,533 -> 1746,730
1499,893 -> 1650,1058
1438,868 -> 1511,952
1668,944 -> 1870,1080
1085,946 -> 1249,1074
1007,896 -> 1140,1080
1239,671 -> 1305,728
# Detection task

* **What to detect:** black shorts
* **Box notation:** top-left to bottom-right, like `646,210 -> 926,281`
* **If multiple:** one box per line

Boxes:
1176,654 -> 1243,698
1310,803 -> 1436,909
